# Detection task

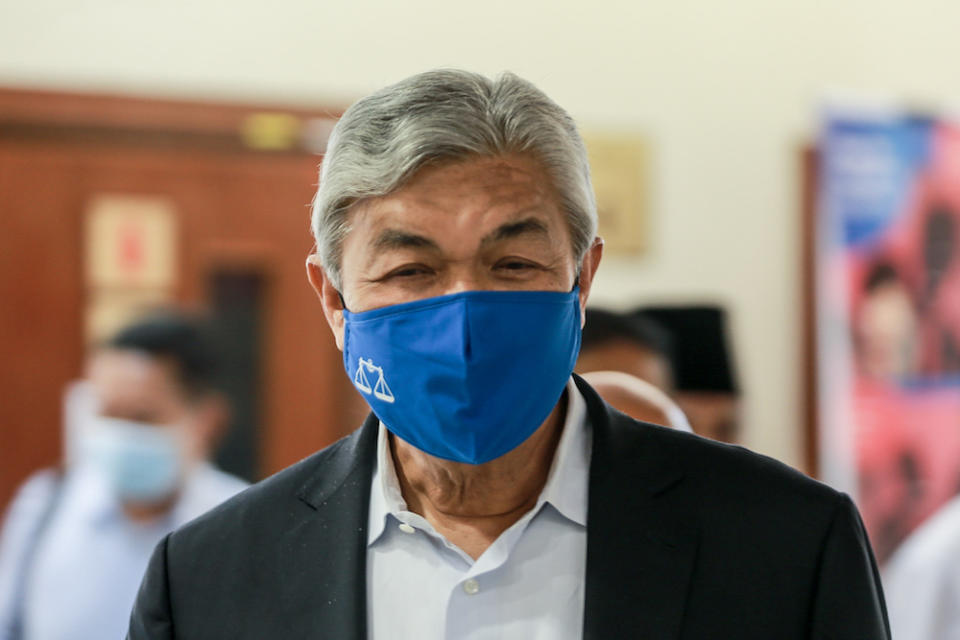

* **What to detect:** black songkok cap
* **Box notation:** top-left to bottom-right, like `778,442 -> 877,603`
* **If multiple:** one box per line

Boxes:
582,307 -> 673,359
635,305 -> 739,394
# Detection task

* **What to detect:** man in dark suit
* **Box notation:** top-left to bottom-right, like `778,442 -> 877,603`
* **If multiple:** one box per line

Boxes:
128,70 -> 889,639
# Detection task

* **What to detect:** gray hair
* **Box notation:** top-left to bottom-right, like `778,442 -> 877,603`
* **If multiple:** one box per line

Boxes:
310,69 -> 597,290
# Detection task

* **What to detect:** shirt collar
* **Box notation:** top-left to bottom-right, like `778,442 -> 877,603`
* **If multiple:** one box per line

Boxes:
537,377 -> 590,526
366,377 -> 591,546
366,423 -> 406,545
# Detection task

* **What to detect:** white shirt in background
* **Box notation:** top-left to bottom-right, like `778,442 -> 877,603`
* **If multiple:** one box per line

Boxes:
366,377 -> 591,640
883,494 -> 960,640
0,462 -> 247,640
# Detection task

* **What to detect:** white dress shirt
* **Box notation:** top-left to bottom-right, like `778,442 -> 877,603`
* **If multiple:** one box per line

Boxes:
0,462 -> 247,640
883,494 -> 960,640
366,377 -> 591,640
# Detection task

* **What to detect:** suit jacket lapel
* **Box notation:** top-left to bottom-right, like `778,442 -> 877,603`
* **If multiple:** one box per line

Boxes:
577,376 -> 700,640
275,382 -> 697,639
280,414 -> 379,640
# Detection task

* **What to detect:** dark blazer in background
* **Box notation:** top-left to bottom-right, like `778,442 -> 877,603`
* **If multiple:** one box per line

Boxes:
128,376 -> 889,639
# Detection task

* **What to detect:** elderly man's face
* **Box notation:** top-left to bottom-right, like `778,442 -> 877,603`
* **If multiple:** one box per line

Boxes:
310,154 -> 601,348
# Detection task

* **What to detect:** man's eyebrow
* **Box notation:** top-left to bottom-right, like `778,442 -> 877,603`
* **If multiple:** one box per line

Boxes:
372,229 -> 441,252
481,217 -> 551,245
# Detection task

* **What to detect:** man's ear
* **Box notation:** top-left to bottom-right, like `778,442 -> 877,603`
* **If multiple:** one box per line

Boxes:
575,237 -> 604,326
306,254 -> 346,351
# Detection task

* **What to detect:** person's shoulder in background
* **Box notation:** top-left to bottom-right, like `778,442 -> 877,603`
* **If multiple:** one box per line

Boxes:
175,463 -> 250,525
0,469 -> 63,529
886,492 -> 960,575
883,493 -> 960,640
0,468 -> 65,628
0,468 -> 64,559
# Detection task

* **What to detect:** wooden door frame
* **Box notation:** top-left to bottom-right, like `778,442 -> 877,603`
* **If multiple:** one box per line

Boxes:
0,86 -> 342,152
801,146 -> 819,478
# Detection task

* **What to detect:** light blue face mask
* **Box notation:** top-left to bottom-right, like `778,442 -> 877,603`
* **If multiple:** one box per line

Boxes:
83,417 -> 184,504
342,287 -> 582,464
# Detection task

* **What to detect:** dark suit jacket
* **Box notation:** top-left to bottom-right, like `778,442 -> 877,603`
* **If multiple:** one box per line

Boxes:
128,377 -> 889,639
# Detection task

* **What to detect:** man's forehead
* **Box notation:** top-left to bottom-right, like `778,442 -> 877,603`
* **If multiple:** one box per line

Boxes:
347,155 -> 564,241
90,350 -> 179,398
358,205 -> 557,243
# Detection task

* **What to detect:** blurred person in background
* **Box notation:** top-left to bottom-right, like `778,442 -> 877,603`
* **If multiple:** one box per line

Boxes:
0,312 -> 248,640
575,307 -> 691,430
129,69 -> 888,639
575,307 -> 674,392
640,305 -> 742,443
882,490 -> 960,640
579,370 -> 692,432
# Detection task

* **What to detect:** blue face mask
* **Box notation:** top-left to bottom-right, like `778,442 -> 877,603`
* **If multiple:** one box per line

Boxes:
83,417 -> 184,504
342,287 -> 582,464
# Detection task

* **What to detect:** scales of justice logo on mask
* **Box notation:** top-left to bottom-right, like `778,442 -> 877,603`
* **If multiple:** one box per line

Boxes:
354,357 -> 395,403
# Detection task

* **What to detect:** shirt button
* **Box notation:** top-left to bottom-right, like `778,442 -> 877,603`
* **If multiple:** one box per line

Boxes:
398,523 -> 416,534
463,579 -> 480,595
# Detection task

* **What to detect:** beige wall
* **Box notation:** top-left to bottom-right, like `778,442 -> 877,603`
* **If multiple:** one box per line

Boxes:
4,0 -> 959,470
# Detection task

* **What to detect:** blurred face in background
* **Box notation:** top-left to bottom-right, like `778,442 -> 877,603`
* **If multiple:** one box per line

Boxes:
84,349 -> 221,513
580,370 -> 689,430
575,340 -> 674,393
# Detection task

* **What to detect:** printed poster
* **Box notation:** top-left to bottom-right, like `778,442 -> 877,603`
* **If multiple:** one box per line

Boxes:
818,110 -> 960,564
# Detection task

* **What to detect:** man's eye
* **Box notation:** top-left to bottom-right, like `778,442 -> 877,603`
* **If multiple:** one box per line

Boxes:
496,260 -> 537,272
385,265 -> 432,279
